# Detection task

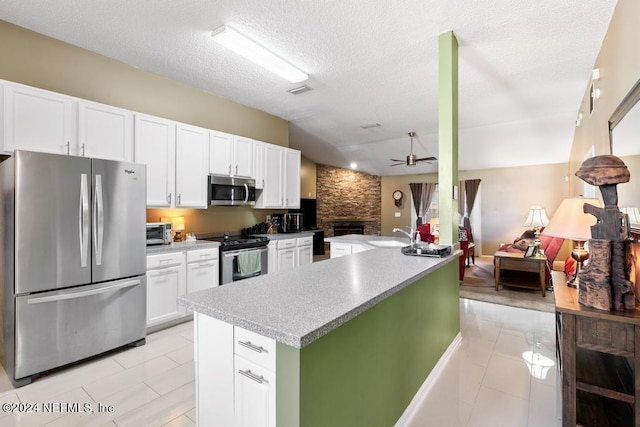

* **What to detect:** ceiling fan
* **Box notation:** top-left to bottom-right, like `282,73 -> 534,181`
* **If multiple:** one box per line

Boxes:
390,132 -> 437,167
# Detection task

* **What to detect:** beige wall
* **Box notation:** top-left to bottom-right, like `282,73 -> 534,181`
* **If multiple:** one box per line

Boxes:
381,163 -> 570,256
568,0 -> 640,193
300,155 -> 317,199
0,20 -> 290,233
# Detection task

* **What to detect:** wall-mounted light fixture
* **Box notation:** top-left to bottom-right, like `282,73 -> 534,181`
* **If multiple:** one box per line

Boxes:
576,112 -> 583,127
211,25 -> 308,83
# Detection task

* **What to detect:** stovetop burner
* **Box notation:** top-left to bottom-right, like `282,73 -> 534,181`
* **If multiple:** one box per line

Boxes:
204,235 -> 269,251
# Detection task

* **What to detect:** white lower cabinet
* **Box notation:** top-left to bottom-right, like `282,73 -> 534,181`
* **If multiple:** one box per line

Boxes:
296,236 -> 313,267
277,238 -> 297,272
147,247 -> 219,329
234,355 -> 276,427
196,314 -> 276,427
186,248 -> 219,293
146,252 -> 186,328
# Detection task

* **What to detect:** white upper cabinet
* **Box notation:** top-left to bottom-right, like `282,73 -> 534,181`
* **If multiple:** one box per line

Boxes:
258,144 -> 285,208
255,144 -> 301,209
134,114 -> 176,207
284,148 -> 301,209
77,100 -> 133,161
176,123 -> 210,208
210,131 -> 253,178
253,140 -> 265,189
1,81 -> 76,155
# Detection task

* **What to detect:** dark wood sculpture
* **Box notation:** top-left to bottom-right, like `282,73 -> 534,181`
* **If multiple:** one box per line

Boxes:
575,155 -> 634,311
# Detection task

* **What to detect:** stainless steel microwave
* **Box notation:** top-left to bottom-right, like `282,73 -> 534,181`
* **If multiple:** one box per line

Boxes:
146,222 -> 172,245
208,176 -> 256,206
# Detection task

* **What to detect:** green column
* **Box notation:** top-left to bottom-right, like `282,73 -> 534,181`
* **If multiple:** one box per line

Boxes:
437,31 -> 459,245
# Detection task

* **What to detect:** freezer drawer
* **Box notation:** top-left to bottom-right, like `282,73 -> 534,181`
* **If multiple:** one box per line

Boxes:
14,276 -> 146,380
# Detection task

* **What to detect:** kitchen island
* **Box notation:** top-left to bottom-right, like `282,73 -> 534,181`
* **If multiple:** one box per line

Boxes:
179,236 -> 461,427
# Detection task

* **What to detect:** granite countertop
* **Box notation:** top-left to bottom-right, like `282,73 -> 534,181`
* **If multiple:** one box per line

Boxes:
147,240 -> 220,255
325,234 -> 410,248
179,241 -> 457,349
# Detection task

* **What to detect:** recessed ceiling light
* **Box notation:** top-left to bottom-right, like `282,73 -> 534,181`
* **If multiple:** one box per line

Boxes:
350,162 -> 358,169
211,25 -> 308,83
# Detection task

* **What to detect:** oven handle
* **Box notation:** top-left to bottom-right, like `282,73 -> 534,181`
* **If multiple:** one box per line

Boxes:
222,246 -> 268,258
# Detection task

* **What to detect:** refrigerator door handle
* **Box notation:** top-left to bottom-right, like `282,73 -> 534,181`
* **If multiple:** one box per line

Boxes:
26,279 -> 141,305
79,173 -> 89,267
94,174 -> 104,265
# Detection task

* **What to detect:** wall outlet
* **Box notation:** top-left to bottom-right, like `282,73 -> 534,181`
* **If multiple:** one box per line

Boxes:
395,212 -> 401,217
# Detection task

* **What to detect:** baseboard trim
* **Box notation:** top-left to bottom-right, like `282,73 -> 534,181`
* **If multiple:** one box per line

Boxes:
394,332 -> 462,427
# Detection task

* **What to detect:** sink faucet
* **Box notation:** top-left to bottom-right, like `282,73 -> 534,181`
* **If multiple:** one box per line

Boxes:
393,227 -> 415,245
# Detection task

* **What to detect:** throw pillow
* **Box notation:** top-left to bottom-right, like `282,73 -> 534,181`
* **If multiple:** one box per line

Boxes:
513,238 -> 534,250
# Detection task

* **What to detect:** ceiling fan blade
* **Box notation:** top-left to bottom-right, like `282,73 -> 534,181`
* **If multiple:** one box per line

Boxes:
390,162 -> 404,166
416,157 -> 437,161
389,158 -> 404,162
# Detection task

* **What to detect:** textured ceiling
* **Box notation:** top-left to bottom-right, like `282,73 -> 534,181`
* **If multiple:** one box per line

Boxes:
0,0 -> 617,176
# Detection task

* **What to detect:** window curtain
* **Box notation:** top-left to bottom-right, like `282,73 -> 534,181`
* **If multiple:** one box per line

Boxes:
409,183 -> 437,227
463,179 -> 481,237
458,180 -> 466,224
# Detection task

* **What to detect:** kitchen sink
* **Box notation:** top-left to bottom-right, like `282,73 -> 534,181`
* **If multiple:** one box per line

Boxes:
366,240 -> 407,248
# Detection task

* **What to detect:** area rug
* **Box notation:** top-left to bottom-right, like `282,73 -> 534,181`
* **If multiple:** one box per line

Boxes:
460,255 -> 555,313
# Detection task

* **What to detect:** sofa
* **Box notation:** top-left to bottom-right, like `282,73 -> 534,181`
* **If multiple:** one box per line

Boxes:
497,229 -> 564,284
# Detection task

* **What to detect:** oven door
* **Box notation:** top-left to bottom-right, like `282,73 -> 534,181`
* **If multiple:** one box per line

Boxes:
209,176 -> 256,206
221,246 -> 268,284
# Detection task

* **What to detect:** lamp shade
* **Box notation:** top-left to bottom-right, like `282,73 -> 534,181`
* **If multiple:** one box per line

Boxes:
541,197 -> 601,240
620,207 -> 640,226
522,206 -> 549,228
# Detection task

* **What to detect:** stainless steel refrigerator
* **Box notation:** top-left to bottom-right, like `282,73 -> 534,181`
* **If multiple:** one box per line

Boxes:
0,150 -> 147,387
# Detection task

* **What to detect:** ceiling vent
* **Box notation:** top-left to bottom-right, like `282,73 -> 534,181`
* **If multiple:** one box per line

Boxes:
288,85 -> 313,95
360,123 -> 381,129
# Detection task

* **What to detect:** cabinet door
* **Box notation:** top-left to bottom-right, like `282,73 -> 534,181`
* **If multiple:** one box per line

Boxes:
78,100 -> 133,161
176,123 -> 209,208
210,130 -> 233,176
253,141 -> 265,189
297,245 -> 313,267
262,144 -> 284,208
234,356 -> 276,427
284,148 -> 301,208
146,264 -> 186,327
233,136 -> 253,178
134,114 -> 176,207
267,241 -> 277,274
277,248 -> 297,272
187,260 -> 219,293
2,82 -> 76,155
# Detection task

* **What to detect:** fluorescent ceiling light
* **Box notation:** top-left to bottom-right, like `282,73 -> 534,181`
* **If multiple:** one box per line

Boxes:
212,25 -> 308,83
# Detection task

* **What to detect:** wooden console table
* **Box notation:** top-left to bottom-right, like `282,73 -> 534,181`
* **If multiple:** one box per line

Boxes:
494,251 -> 546,296
555,275 -> 640,426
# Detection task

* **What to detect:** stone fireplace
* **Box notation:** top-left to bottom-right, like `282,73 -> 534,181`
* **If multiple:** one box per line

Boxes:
316,164 -> 381,238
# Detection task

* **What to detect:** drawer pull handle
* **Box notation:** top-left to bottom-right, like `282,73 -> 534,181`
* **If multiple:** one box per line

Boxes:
238,340 -> 265,353
238,369 -> 264,384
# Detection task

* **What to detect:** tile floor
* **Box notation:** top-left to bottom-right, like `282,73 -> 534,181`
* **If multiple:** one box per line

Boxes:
0,299 -> 559,426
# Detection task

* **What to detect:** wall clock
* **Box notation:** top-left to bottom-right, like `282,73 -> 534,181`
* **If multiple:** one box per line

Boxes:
393,190 -> 403,207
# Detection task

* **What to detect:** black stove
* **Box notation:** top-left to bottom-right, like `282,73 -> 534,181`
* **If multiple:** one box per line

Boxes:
204,235 -> 269,251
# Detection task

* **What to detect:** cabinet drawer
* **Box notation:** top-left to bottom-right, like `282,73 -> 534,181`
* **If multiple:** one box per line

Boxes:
296,236 -> 313,246
576,316 -> 635,355
235,326 -> 276,371
277,238 -> 296,249
147,251 -> 185,269
187,247 -> 218,263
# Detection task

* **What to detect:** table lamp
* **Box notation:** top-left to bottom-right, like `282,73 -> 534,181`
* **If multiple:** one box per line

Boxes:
620,207 -> 640,227
161,216 -> 186,241
522,206 -> 549,254
541,197 -> 601,287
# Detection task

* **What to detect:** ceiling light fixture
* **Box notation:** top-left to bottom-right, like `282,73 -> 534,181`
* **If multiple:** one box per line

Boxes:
211,25 -> 308,83
350,162 -> 358,169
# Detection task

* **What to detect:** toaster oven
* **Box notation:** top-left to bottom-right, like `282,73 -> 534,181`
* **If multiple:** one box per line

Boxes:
146,222 -> 173,245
